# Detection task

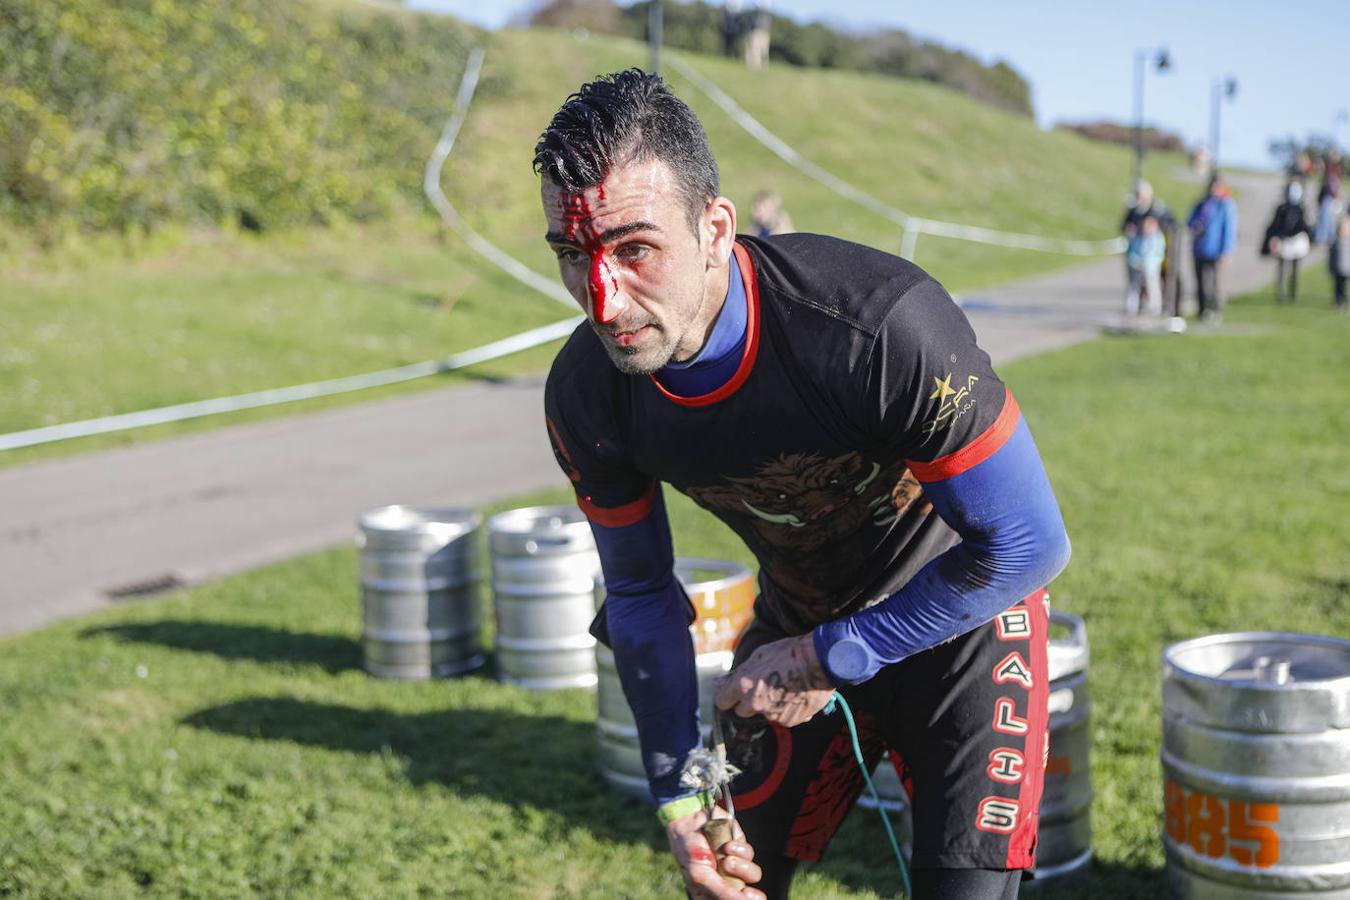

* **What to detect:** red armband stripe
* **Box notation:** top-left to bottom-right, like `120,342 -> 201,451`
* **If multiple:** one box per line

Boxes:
906,388 -> 1020,483
576,481 -> 657,528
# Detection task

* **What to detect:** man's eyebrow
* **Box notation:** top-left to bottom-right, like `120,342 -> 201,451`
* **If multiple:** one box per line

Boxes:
545,221 -> 662,245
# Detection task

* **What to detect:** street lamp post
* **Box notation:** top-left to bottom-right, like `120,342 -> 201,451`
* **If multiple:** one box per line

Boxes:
1133,46 -> 1172,181
648,0 -> 663,75
1209,76 -> 1238,173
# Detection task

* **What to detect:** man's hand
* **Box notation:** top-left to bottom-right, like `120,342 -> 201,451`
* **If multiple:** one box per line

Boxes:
715,634 -> 835,728
666,806 -> 764,899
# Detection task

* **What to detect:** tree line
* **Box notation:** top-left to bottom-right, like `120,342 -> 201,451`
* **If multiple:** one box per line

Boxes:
526,0 -> 1034,117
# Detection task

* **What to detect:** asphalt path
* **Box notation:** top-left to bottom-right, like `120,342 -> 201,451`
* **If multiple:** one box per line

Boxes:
0,172 -> 1288,637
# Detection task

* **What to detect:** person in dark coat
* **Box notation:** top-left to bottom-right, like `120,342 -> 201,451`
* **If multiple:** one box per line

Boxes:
1263,182 -> 1312,303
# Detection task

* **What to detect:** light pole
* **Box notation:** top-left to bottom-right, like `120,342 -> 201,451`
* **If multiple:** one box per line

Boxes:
1209,76 -> 1238,173
648,0 -> 663,75
1133,46 -> 1172,181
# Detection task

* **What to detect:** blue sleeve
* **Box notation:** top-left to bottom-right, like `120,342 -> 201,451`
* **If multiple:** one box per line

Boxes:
1222,200 -> 1239,255
812,417 -> 1071,684
589,487 -> 701,805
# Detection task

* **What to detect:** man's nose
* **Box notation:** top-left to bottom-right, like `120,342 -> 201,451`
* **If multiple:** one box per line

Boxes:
588,254 -> 627,324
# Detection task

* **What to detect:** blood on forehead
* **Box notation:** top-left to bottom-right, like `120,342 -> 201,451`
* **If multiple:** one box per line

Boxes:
557,184 -> 605,250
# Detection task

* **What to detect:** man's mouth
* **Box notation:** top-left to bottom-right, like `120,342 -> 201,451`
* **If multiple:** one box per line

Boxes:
605,324 -> 654,346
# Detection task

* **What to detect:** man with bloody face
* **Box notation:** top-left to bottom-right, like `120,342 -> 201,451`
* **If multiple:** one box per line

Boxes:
536,70 -> 1070,900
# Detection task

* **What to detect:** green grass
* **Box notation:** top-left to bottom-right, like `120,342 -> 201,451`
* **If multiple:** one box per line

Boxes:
2,23 -> 1199,468
2,274 -> 1346,897
0,217 -> 573,469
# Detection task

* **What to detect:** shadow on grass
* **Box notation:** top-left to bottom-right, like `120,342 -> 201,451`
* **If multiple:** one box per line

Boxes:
180,698 -> 1164,897
83,621 -> 363,673
181,696 -> 663,850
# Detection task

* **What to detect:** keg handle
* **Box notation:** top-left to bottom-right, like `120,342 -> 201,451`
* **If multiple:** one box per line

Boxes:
524,536 -> 572,554
1253,655 -> 1293,685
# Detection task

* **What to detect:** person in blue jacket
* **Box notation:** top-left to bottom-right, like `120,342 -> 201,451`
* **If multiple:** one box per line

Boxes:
535,70 -> 1071,900
1186,174 -> 1240,324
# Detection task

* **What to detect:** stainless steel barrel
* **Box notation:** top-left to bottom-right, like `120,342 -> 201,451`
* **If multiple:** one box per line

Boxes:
1162,632 -> 1350,899
1033,609 -> 1093,888
489,506 -> 600,690
595,558 -> 755,799
357,505 -> 483,679
860,605 -> 1092,888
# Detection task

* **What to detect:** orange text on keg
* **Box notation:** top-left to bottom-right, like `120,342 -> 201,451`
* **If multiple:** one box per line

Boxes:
1164,779 -> 1280,867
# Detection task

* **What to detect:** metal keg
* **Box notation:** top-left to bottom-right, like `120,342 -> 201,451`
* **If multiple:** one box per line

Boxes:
1162,632 -> 1350,899
595,558 -> 755,799
489,506 -> 600,690
859,606 -> 1093,888
357,505 -> 483,679
1033,609 -> 1093,888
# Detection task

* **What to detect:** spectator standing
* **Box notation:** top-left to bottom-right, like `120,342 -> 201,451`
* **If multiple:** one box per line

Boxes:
1121,179 -> 1178,313
1125,213 -> 1166,316
1186,174 -> 1239,323
1330,216 -> 1350,312
1263,182 -> 1312,303
1315,152 -> 1342,245
749,191 -> 794,237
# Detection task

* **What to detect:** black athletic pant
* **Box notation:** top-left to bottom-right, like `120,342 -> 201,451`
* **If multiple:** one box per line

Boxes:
724,592 -> 1050,900
1334,274 -> 1346,309
1193,256 -> 1223,317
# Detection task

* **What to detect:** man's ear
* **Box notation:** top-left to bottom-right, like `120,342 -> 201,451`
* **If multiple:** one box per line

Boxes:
703,196 -> 737,266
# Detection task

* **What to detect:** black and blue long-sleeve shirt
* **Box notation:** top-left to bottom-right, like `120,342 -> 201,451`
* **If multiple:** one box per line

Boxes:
544,233 -> 1071,804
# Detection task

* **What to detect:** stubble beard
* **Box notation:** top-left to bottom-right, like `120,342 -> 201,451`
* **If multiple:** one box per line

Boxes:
596,324 -> 677,375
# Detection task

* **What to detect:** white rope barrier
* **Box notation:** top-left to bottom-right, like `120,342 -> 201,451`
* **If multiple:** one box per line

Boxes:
1,47 -> 586,454
0,316 -> 584,453
423,47 -> 576,308
666,56 -> 1125,259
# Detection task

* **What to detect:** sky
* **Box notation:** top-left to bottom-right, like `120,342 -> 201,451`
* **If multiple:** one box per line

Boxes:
408,0 -> 1350,171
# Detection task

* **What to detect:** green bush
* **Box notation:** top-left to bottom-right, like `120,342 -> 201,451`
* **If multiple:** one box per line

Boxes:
0,0 -> 475,233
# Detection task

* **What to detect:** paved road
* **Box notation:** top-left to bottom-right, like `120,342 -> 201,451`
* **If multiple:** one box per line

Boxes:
0,172 -> 1286,637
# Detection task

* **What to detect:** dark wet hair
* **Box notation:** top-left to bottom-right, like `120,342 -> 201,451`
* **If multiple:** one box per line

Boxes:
533,69 -> 719,231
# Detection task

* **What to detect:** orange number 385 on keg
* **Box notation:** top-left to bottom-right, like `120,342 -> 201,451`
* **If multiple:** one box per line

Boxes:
1164,779 -> 1280,867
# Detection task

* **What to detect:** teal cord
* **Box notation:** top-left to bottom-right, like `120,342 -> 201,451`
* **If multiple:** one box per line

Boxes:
825,692 -> 912,898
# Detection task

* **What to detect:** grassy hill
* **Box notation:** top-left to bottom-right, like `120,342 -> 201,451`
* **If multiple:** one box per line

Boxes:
446,26 -> 1197,291
1,0 -> 475,233
2,5 -> 1201,465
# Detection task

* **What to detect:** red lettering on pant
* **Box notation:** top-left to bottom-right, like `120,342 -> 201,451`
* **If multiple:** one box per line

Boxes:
976,797 -> 1020,834
993,652 -> 1034,689
987,749 -> 1025,784
995,606 -> 1032,640
992,697 -> 1028,735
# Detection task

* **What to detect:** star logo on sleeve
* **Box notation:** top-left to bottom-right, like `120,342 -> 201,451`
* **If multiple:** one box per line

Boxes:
922,372 -> 980,436
930,373 -> 957,403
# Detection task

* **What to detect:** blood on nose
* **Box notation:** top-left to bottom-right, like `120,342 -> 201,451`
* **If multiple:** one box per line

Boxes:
588,253 -> 623,324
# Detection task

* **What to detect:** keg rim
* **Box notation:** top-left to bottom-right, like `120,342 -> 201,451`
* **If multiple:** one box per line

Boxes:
673,557 -> 754,594
1164,631 -> 1350,688
487,504 -> 590,536
358,504 -> 481,536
